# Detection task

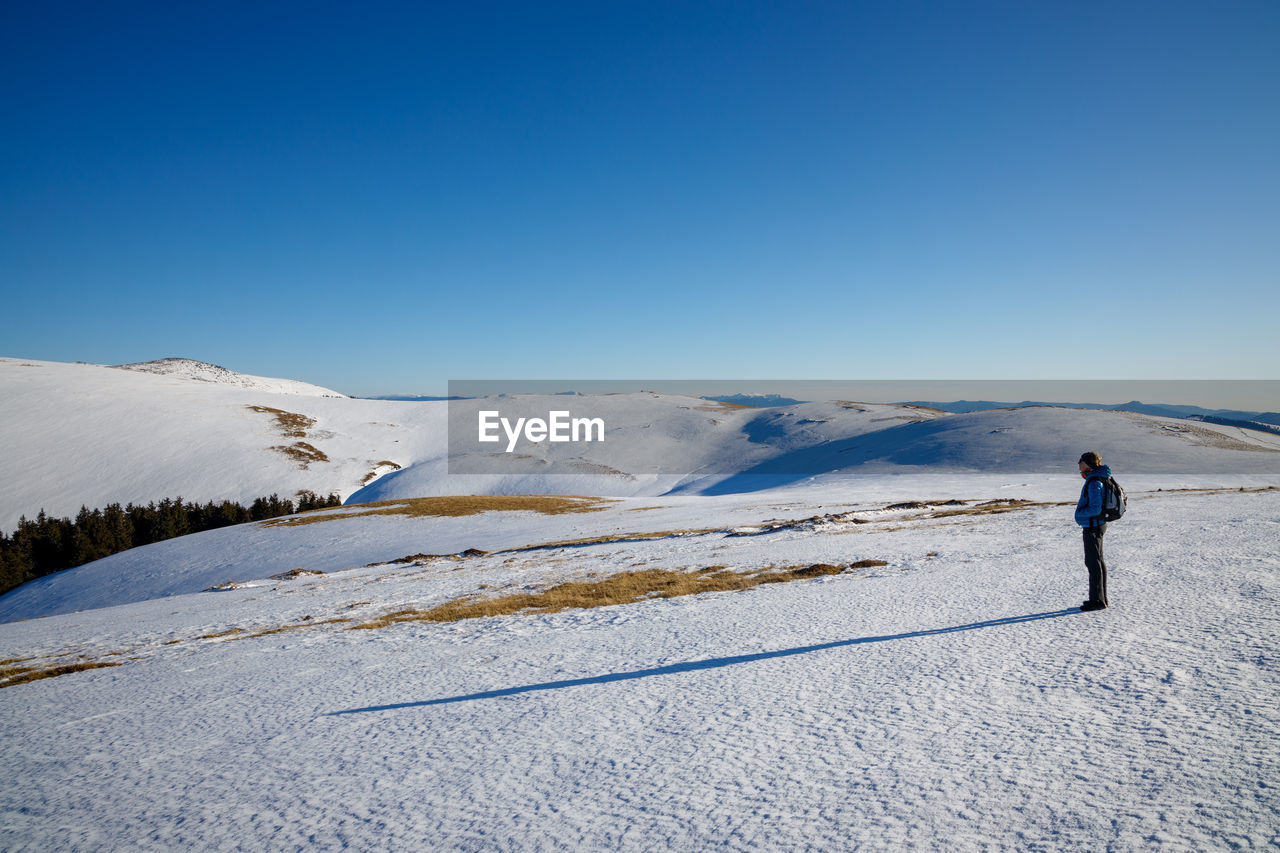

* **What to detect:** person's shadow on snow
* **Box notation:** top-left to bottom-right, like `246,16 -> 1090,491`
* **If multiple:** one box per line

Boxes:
327,608 -> 1080,715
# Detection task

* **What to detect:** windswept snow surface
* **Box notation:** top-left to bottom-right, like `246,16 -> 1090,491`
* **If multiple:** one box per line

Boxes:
1,482 -> 1278,850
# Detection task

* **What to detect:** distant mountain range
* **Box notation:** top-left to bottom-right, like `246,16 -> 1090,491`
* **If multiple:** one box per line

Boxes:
904,401 -> 1280,432
360,391 -> 1278,428
702,396 -> 1280,434
367,392 -> 1280,432
362,395 -> 462,401
701,394 -> 808,407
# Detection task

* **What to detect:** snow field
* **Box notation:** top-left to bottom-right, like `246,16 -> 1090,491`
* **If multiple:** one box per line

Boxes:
1,486 -> 1277,850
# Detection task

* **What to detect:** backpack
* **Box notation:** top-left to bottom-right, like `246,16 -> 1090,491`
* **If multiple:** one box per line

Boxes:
1100,476 -> 1126,521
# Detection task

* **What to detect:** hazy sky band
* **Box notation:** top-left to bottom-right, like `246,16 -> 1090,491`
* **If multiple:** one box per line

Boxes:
3,2 -> 1277,393
448,381 -> 1279,412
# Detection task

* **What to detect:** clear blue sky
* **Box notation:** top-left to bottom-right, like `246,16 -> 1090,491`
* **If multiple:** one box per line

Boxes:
3,1 -> 1277,396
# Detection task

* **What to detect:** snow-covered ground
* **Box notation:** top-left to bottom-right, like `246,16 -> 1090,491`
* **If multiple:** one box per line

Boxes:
1,480 -> 1278,850
3,358 -> 1278,850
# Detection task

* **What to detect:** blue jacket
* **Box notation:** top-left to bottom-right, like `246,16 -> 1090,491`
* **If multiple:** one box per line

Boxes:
1075,464 -> 1112,527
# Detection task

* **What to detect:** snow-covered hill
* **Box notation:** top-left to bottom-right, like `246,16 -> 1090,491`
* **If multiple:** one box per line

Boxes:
112,357 -> 346,397
0,358 -> 436,530
0,358 -> 939,528
4,357 -> 1280,531
699,405 -> 1280,493
350,397 -> 952,504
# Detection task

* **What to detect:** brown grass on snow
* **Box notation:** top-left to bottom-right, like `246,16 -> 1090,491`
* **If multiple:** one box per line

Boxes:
350,560 -> 889,629
247,405 -> 329,467
507,528 -> 720,552
247,405 -> 316,438
265,495 -> 613,527
273,441 -> 329,467
361,461 -> 403,484
239,617 -> 352,639
0,660 -> 122,689
924,499 -> 1067,519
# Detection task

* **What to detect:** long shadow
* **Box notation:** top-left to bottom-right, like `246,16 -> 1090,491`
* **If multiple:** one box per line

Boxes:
328,608 -> 1079,716
695,419 -> 951,495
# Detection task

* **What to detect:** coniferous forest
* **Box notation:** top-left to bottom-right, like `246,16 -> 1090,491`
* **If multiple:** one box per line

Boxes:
0,492 -> 342,597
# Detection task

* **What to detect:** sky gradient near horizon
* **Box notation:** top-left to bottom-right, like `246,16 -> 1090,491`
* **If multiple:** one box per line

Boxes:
3,1 -> 1278,396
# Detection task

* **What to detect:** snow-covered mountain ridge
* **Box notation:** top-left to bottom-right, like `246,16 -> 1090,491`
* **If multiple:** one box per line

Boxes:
112,357 -> 346,397
4,356 -> 1280,531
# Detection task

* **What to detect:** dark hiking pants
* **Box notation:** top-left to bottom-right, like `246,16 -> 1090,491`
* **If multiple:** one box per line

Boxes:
1083,523 -> 1108,606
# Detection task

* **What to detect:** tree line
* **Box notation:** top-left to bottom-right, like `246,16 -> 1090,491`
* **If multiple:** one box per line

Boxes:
0,492 -> 342,597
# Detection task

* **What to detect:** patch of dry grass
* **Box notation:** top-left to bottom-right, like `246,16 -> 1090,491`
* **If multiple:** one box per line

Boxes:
369,549 -> 489,567
247,405 -> 329,467
265,495 -> 614,527
149,615 -> 359,652
273,441 -> 329,467
349,560 -> 889,628
247,405 -> 316,438
165,622 -> 244,640
507,528 -> 720,552
726,512 -> 871,537
0,660 -> 122,689
924,499 -> 1067,519
164,627 -> 245,645
0,662 -> 37,680
239,617 -> 352,639
270,568 -> 326,580
361,461 -> 403,484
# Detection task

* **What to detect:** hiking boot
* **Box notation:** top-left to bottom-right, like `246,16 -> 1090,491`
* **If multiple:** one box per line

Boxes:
1080,600 -> 1107,612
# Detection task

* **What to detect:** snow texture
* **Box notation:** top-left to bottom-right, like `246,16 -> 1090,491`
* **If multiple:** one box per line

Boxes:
1,485 -> 1278,851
